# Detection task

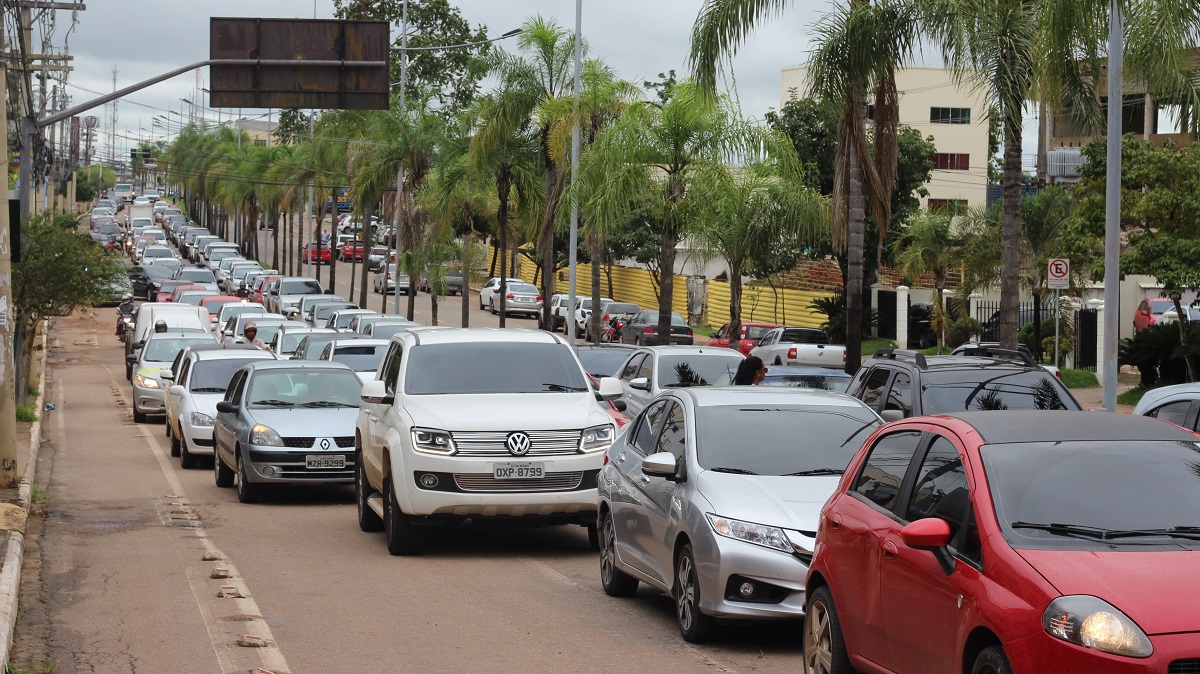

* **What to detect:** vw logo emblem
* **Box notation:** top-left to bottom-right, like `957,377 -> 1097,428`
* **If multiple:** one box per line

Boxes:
506,432 -> 532,456
319,438 -> 331,450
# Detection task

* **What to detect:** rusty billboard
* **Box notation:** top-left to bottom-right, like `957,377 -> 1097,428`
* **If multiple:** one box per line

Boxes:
209,18 -> 390,110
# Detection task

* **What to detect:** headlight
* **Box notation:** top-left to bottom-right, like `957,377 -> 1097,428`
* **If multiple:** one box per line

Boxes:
580,424 -> 615,453
134,374 -> 160,389
190,412 -> 215,427
249,423 -> 283,447
706,514 -> 794,553
411,427 -> 455,455
1043,596 -> 1153,658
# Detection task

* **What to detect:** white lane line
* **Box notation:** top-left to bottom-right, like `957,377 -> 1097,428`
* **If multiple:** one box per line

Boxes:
523,558 -> 579,588
99,350 -> 290,674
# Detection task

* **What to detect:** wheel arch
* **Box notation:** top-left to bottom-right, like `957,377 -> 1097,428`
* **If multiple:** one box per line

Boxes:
961,626 -> 1003,674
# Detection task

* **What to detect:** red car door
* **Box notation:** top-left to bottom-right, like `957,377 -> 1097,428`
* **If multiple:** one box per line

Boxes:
879,432 -> 983,674
706,324 -> 730,349
826,429 -> 925,669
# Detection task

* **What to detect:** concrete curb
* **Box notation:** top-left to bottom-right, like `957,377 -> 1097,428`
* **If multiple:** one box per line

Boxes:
0,322 -> 50,668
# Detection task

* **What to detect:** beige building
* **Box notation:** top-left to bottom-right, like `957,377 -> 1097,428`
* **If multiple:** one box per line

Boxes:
780,66 -> 991,212
231,118 -> 278,147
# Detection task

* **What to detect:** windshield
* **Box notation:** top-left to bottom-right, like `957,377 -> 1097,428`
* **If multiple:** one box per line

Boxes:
246,323 -> 285,343
697,405 -> 879,475
658,354 -> 746,388
330,344 -> 386,371
280,279 -> 322,295
315,304 -> 355,321
334,312 -> 366,329
640,312 -> 688,326
405,342 -> 588,395
190,358 -> 263,392
369,323 -> 416,339
179,269 -> 216,283
779,329 -> 829,344
744,326 -> 774,339
576,348 -> 635,378
982,440 -> 1200,548
221,306 -> 266,321
143,337 -> 212,363
143,248 -> 171,258
297,335 -> 341,360
921,370 -> 1078,412
280,331 -> 321,355
246,370 -> 363,409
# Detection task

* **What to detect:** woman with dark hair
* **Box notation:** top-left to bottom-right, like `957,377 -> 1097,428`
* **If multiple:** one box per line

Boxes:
732,356 -> 767,385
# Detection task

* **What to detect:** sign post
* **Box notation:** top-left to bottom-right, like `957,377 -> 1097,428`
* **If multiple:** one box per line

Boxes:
1048,258 -> 1070,368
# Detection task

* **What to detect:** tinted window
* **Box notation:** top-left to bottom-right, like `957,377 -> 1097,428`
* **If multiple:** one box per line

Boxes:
382,344 -> 403,394
982,440 -> 1200,548
854,431 -> 923,511
619,354 -> 644,380
657,354 -> 745,388
744,325 -> 774,339
246,370 -> 362,408
906,437 -> 970,541
921,370 -> 1078,412
576,348 -> 635,378
190,358 -> 266,392
859,368 -> 892,410
884,372 -> 913,416
368,323 -> 418,340
655,402 -> 687,465
697,405 -> 880,475
758,373 -> 850,392
779,329 -> 829,344
1149,400 -> 1191,427
296,335 -> 342,360
630,401 -> 667,455
330,344 -> 387,371
143,337 -> 212,363
404,343 -> 588,395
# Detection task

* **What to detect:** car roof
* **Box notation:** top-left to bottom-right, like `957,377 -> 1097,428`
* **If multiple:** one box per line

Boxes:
575,344 -> 636,352
765,367 -> 850,378
400,327 -> 567,346
242,360 -> 354,372
680,386 -> 872,409
644,345 -> 741,356
936,410 -> 1199,444
867,349 -> 1042,372
330,338 -> 389,348
1132,382 -> 1200,414
190,346 -> 277,361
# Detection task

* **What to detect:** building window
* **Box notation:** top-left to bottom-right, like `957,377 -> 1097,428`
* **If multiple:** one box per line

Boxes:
253,139 -> 267,146
932,153 -> 970,171
928,199 -> 969,216
866,104 -> 875,121
930,107 -> 971,124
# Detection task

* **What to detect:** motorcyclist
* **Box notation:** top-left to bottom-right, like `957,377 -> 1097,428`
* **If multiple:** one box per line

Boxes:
154,319 -> 168,334
115,294 -> 136,336
235,281 -> 251,299
239,323 -> 267,350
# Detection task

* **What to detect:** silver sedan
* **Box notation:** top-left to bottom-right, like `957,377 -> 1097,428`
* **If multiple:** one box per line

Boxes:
597,386 -> 881,642
488,282 -> 542,317
213,361 -> 364,503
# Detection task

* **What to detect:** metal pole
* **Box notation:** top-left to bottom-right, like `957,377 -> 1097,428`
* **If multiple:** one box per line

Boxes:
1102,0 -> 1122,411
0,48 -> 20,488
393,0 -> 408,315
567,0 -> 582,340
306,113 -> 314,282
1054,289 -> 1061,368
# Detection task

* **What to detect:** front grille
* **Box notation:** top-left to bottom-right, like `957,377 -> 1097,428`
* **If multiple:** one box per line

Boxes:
453,471 -> 583,492
282,437 -> 315,448
1170,660 -> 1200,674
334,436 -> 355,448
451,430 -> 582,457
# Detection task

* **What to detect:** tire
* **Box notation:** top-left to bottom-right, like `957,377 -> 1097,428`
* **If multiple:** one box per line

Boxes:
802,586 -> 853,674
125,362 -> 133,381
383,477 -> 425,555
180,435 -> 198,469
214,442 -> 234,488
599,511 -> 639,597
236,451 -> 259,504
634,336 -> 643,346
489,300 -> 497,315
971,645 -> 1013,674
774,356 -> 783,366
169,424 -> 181,457
479,297 -> 486,311
674,544 -> 717,643
356,449 -> 383,532
132,406 -> 147,424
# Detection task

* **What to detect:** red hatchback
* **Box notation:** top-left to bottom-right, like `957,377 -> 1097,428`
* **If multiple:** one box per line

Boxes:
304,243 -> 332,264
707,321 -> 779,355
804,411 -> 1200,674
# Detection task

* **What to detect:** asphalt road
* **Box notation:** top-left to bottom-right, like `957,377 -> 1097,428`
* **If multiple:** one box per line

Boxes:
9,235 -> 806,673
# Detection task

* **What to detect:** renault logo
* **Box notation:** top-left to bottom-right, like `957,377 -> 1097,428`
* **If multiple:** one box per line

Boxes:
506,432 -> 532,456
319,438 -> 331,450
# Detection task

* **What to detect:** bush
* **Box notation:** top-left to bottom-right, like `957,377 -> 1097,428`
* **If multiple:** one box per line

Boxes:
1041,336 -> 1073,367
810,293 -> 877,344
947,317 -> 981,348
15,405 -> 37,422
1118,323 -> 1186,387
1020,317 -> 1074,356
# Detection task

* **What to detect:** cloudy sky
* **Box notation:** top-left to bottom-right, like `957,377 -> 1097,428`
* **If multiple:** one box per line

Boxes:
57,0 -> 846,160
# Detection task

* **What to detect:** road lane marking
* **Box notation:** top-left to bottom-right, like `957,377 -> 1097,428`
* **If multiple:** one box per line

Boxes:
523,558 -> 579,588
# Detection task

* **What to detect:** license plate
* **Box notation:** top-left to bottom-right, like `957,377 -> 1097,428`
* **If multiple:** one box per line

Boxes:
493,462 -> 544,479
306,455 -> 345,469
516,296 -> 533,303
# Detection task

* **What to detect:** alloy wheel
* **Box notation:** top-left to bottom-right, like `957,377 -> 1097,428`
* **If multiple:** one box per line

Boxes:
803,599 -> 834,674
676,555 -> 697,631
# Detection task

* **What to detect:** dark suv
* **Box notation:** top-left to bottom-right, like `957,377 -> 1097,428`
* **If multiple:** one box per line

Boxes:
846,348 -> 1081,421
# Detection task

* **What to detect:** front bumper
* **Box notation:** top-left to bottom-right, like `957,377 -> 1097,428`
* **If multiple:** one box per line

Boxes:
133,383 -> 166,415
690,527 -> 810,620
181,421 -> 217,455
1006,628 -> 1200,674
243,438 -> 356,485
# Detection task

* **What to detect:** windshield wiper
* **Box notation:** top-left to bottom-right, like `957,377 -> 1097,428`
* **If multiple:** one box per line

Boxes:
785,468 -> 845,476
299,401 -> 355,408
541,383 -> 588,392
1010,521 -> 1200,542
707,467 -> 759,475
190,387 -> 226,393
251,399 -> 295,408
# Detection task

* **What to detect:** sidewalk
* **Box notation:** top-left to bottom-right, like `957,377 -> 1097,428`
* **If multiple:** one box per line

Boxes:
1070,367 -> 1140,412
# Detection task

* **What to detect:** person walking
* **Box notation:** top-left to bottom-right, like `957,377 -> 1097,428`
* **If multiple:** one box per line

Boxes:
731,356 -> 767,385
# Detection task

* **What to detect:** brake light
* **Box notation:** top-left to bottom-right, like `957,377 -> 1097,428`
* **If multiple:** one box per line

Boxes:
1055,370 -> 1062,380
643,327 -> 654,334
687,328 -> 694,336
788,347 -> 797,360
603,314 -> 609,322
536,296 -> 542,302
506,293 -> 514,300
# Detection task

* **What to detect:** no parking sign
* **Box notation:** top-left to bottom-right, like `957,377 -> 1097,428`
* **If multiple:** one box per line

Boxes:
1048,258 -> 1069,290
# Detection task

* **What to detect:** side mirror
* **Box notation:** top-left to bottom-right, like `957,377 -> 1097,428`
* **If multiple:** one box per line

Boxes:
215,401 -> 238,415
629,377 -> 651,392
324,288 -> 334,294
642,451 -> 680,481
126,354 -> 138,364
160,370 -> 174,382
900,518 -> 956,576
361,379 -> 395,405
880,409 -> 905,423
596,377 -> 623,401
135,340 -> 145,349
612,399 -> 627,412
168,385 -> 186,396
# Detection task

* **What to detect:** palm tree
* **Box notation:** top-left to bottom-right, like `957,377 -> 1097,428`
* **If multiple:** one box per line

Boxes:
922,0 -> 1200,351
690,0 -> 920,372
894,208 -> 964,351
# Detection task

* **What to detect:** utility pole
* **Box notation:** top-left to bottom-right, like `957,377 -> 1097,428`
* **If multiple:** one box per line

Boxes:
1102,0 -> 1122,411
393,0 -> 408,316
566,0 -> 582,340
0,38 -> 21,487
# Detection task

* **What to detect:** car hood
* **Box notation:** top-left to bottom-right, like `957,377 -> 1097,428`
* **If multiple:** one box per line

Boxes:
247,407 -> 360,437
403,393 -> 610,432
137,364 -> 170,379
1017,548 -> 1200,635
694,471 -> 841,534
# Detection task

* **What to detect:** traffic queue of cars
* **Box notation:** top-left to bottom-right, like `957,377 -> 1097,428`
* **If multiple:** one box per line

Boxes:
104,198 -> 1199,672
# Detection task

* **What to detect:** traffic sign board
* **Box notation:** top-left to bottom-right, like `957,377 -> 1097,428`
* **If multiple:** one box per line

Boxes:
1048,258 -> 1069,289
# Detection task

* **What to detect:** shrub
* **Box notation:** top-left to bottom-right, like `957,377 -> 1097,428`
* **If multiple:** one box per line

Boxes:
1118,323 -> 1186,387
15,405 -> 37,422
1041,336 -> 1073,367
947,317 -> 981,348
810,293 -> 877,344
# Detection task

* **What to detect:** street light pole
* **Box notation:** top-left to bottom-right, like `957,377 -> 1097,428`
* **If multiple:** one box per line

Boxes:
393,0 -> 408,316
1102,0 -> 1122,411
567,0 -> 582,340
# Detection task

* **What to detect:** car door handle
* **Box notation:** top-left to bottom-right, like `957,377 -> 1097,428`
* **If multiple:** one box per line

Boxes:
370,415 -> 379,423
618,452 -> 627,463
640,475 -> 651,484
883,540 -> 898,559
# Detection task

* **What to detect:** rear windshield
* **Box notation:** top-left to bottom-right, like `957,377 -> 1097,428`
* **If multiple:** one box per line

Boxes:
779,329 -> 830,345
405,342 -> 587,395
179,269 -> 216,283
330,344 -> 387,371
604,303 -> 639,315
920,370 -> 1079,412
280,280 -> 322,295
658,354 -> 746,388
575,348 -> 635,378
143,248 -> 172,258
143,337 -> 212,363
315,304 -> 356,321
368,323 -> 417,339
190,358 -> 263,392
744,326 -> 773,339
641,312 -> 688,326
697,405 -> 879,475
508,284 -> 538,295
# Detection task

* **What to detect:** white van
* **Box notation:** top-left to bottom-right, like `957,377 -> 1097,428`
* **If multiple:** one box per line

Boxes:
125,303 -> 209,379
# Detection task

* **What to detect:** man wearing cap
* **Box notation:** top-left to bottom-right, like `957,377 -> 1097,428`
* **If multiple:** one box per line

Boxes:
240,323 -> 268,350
115,293 -> 136,335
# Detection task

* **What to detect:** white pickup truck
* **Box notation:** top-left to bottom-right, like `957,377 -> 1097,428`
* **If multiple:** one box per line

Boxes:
749,327 -> 846,369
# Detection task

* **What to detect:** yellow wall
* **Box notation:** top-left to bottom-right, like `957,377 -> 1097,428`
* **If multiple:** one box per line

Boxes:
490,247 -> 833,329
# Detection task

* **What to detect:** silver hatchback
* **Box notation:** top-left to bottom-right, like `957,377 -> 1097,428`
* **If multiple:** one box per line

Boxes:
598,386 -> 881,642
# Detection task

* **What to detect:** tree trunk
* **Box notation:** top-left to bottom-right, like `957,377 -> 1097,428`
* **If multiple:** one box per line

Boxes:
1032,291 -> 1042,361
589,234 -> 603,344
462,231 -> 471,329
498,172 -> 510,328
656,220 -> 677,344
999,111 -> 1024,351
271,207 -> 280,271
540,161 -> 558,333
1171,298 -> 1200,381
845,129 -> 866,374
728,261 -> 743,353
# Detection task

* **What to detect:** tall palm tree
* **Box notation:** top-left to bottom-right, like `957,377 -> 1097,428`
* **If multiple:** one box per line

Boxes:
922,0 -> 1200,350
690,0 -> 920,372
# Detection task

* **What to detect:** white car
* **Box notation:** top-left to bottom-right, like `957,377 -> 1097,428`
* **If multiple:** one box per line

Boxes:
269,326 -> 335,360
356,328 -> 623,555
317,338 -> 390,382
612,346 -> 748,418
163,345 -> 277,468
571,296 -> 613,338
477,277 -> 524,311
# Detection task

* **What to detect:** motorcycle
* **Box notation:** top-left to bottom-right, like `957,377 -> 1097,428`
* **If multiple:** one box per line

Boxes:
116,313 -> 134,339
600,317 -> 626,343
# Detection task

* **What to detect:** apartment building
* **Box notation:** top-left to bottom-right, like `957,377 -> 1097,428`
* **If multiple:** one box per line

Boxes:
780,66 -> 991,213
